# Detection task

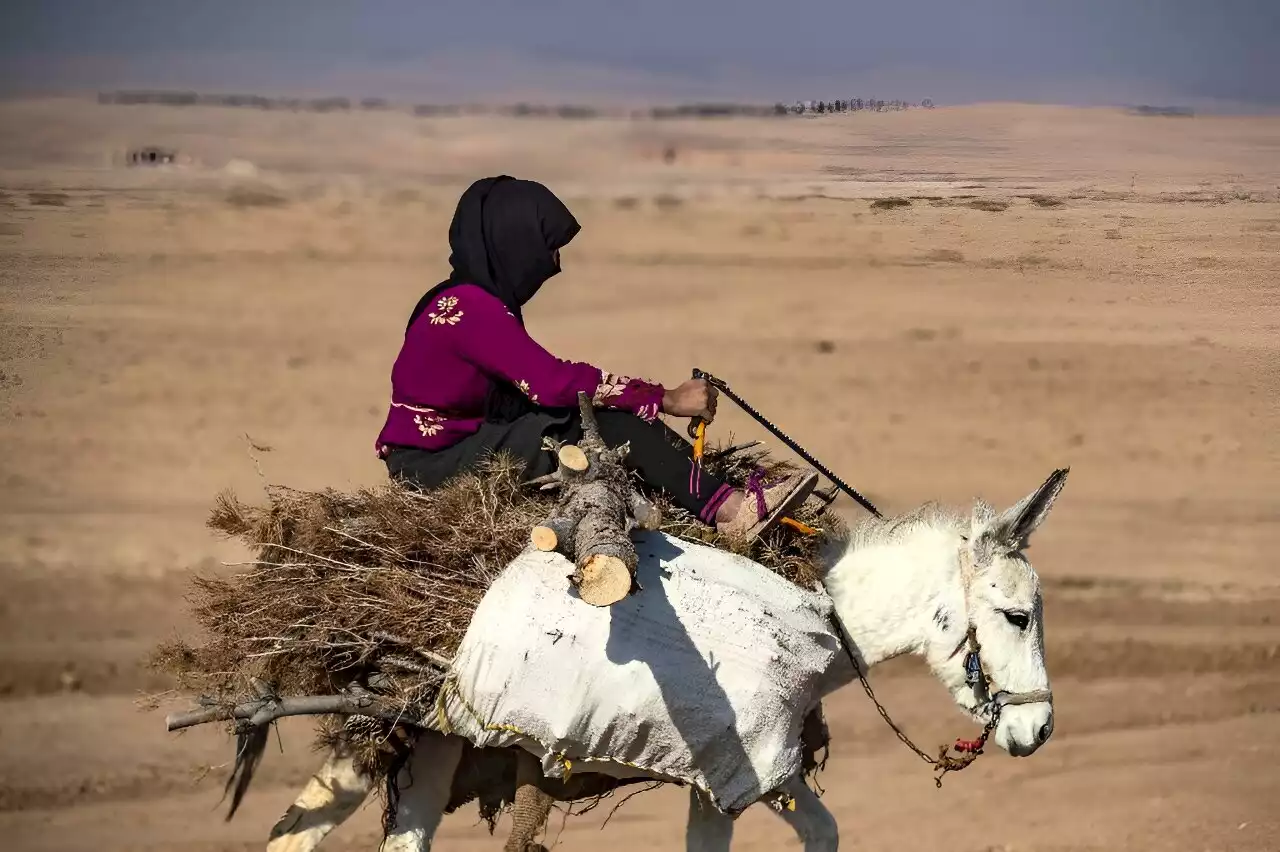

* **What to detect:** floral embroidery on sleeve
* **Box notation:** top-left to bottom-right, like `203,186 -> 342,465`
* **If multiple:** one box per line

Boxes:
592,370 -> 632,405
391,402 -> 447,437
413,412 -> 444,436
428,295 -> 465,326
515,379 -> 540,404
591,370 -> 663,421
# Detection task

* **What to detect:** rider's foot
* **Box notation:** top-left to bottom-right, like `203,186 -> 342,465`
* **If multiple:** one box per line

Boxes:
715,471 -> 820,542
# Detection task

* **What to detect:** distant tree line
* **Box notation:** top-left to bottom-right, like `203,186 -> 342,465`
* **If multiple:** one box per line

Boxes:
777,98 -> 933,115
1128,105 -> 1193,117
646,103 -> 785,119
96,90 -> 935,120
99,90 -> 368,112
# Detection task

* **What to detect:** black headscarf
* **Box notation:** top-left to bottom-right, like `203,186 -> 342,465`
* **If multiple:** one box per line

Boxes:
406,176 -> 582,423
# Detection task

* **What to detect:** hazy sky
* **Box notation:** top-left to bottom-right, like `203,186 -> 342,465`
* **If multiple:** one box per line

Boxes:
2,1 -> 1277,108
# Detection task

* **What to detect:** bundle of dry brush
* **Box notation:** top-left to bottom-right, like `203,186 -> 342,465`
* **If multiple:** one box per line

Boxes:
155,438 -> 846,737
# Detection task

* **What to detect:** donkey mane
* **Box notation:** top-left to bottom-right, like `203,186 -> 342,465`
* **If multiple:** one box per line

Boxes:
836,498 -> 995,553
811,499 -> 986,583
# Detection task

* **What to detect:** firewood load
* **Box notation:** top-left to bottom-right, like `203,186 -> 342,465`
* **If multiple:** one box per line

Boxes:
152,398 -> 844,820
527,392 -> 661,606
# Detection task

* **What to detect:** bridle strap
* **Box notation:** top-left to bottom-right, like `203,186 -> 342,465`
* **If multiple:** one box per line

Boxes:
992,688 -> 1054,708
956,547 -> 1052,712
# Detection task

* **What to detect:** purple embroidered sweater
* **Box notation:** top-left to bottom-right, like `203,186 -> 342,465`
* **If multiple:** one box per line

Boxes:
376,284 -> 666,456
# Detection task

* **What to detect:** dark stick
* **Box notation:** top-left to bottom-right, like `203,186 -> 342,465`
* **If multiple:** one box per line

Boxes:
576,391 -> 605,448
705,440 -> 763,461
165,693 -> 413,732
692,369 -> 883,518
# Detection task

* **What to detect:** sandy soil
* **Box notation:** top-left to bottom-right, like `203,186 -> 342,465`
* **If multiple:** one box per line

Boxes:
1,98 -> 1278,851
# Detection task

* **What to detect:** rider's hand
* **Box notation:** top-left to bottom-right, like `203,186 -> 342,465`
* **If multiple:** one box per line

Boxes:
662,379 -> 717,421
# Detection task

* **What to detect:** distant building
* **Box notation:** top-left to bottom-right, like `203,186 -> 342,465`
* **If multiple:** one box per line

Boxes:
127,146 -> 178,166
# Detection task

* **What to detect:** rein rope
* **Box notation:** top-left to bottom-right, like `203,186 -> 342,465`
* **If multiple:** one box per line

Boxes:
687,370 -> 1047,787
831,550 -> 1001,790
839,620 -> 1001,788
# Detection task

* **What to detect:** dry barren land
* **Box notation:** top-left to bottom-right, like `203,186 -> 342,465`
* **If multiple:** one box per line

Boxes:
1,98 -> 1278,851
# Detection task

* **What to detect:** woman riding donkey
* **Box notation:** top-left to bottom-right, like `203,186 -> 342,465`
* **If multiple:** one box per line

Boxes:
375,175 -> 817,540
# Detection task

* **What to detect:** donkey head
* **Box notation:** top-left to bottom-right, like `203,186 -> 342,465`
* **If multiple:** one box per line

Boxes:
928,469 -> 1068,757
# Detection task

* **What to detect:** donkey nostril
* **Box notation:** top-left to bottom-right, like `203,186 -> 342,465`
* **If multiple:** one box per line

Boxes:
1037,721 -> 1052,743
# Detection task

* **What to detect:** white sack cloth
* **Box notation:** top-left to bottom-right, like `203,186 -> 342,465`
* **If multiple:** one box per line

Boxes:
440,530 -> 841,813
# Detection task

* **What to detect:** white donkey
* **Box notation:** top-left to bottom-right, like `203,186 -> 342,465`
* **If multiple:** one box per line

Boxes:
267,469 -> 1066,852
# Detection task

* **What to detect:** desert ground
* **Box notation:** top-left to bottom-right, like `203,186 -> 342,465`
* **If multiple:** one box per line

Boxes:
1,97 -> 1278,851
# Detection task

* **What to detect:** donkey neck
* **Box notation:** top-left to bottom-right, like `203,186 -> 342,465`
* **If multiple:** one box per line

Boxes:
821,522 -> 964,671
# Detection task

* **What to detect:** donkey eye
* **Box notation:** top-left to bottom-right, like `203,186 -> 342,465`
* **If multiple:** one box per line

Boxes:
1002,610 -> 1031,630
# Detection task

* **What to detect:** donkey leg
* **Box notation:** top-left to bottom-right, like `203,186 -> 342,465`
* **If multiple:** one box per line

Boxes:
685,787 -> 734,852
773,775 -> 838,852
380,732 -> 463,852
504,750 -> 554,852
266,744 -> 373,852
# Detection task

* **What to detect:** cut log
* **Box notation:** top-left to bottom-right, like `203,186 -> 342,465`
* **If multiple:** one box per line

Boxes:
527,439 -> 597,490
530,526 -> 558,552
557,444 -> 589,474
530,392 -> 644,607
530,516 -> 576,555
574,554 -> 633,607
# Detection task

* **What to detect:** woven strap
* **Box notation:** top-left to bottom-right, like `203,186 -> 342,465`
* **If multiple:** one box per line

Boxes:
745,469 -> 772,520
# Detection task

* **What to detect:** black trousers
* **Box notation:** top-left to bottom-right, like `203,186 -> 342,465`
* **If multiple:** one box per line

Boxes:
385,410 -> 732,524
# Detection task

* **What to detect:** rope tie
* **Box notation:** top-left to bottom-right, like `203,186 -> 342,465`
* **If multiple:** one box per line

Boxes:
744,469 -> 770,521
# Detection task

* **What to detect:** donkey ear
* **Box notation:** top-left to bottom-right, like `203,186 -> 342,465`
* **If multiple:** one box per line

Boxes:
988,468 -> 1069,550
